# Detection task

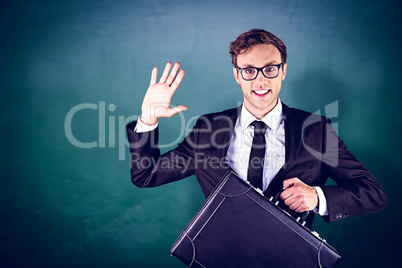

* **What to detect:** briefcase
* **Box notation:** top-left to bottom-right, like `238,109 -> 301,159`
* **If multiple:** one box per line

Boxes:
171,171 -> 341,267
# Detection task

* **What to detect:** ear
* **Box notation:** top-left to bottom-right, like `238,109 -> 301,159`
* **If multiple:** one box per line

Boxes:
233,67 -> 240,84
282,63 -> 288,81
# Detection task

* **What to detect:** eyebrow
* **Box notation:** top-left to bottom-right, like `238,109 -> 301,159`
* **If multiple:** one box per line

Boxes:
239,61 -> 281,68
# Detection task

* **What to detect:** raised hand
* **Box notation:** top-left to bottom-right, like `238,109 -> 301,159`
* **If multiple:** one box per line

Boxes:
141,62 -> 187,125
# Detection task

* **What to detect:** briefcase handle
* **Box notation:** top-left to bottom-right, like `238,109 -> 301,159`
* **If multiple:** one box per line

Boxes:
271,189 -> 310,225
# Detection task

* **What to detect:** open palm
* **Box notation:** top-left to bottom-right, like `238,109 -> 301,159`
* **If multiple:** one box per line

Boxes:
141,62 -> 187,125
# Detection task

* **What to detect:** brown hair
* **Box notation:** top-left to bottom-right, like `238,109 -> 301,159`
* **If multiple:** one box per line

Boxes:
229,28 -> 287,66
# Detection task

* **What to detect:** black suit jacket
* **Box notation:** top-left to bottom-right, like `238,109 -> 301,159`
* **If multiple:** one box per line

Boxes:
126,103 -> 387,228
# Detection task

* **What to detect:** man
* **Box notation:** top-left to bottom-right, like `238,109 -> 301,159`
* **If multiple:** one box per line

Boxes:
126,29 -> 387,229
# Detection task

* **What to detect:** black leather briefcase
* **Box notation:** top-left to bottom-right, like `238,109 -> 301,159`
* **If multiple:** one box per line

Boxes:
171,171 -> 341,267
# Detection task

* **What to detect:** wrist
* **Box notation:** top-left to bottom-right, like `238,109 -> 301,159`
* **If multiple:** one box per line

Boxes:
139,114 -> 158,126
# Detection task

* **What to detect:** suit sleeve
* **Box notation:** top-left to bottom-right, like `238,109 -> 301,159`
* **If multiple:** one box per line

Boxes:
320,118 -> 387,222
126,120 -> 198,188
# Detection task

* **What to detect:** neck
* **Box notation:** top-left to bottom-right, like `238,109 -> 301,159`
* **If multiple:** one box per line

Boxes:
244,99 -> 279,119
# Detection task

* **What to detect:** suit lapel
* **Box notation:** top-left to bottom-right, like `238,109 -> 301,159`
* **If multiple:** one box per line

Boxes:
195,106 -> 240,195
282,103 -> 303,172
212,105 -> 242,159
264,103 -> 303,196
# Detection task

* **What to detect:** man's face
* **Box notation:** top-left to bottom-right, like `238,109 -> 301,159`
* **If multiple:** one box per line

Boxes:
233,44 -> 287,119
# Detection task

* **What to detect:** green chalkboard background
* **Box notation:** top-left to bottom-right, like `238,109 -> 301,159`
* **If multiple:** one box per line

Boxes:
2,0 -> 401,267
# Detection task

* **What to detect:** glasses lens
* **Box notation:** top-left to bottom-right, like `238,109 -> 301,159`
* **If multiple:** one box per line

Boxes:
240,65 -> 281,80
263,66 -> 279,78
241,68 -> 257,80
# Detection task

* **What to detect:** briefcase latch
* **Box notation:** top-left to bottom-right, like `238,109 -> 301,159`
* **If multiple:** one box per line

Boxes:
296,217 -> 307,226
255,187 -> 264,196
312,231 -> 320,238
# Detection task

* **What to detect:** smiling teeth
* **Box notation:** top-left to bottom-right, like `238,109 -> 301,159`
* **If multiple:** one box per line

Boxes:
254,89 -> 269,95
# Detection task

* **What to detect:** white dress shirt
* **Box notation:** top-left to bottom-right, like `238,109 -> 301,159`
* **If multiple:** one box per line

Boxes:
225,101 -> 285,192
134,100 -> 328,216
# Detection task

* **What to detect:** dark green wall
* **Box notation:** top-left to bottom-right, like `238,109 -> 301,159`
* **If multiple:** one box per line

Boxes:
2,0 -> 401,267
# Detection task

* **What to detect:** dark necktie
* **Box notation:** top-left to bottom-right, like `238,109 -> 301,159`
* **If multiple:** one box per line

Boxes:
247,120 -> 268,190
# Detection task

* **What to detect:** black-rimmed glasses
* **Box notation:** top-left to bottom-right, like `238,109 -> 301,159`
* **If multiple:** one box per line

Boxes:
236,63 -> 283,81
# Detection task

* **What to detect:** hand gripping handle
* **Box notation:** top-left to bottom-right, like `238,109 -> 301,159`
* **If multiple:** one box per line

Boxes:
271,188 -> 310,225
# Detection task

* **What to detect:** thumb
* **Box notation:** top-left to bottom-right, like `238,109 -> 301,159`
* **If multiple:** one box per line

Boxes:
165,105 -> 188,118
283,177 -> 299,189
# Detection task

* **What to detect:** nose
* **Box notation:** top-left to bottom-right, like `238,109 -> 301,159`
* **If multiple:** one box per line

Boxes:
255,69 -> 266,82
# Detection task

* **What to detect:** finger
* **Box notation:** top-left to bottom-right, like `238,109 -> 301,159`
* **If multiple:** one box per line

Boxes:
286,194 -> 305,212
289,201 -> 300,211
281,187 -> 295,202
165,62 -> 181,86
283,177 -> 300,189
281,183 -> 302,201
170,69 -> 185,91
150,67 -> 158,85
159,62 -> 172,83
295,206 -> 305,213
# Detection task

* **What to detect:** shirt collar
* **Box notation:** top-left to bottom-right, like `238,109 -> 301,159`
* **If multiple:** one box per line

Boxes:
240,98 -> 283,132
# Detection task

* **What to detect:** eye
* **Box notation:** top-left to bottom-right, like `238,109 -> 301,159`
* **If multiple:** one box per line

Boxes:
243,68 -> 256,75
264,67 -> 276,73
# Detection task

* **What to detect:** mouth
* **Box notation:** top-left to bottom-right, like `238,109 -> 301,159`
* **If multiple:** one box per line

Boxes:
252,89 -> 271,97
